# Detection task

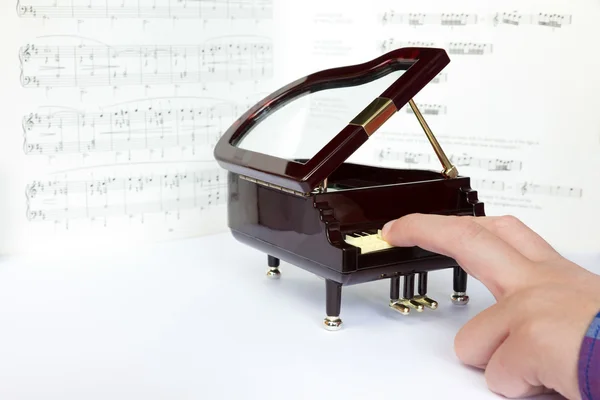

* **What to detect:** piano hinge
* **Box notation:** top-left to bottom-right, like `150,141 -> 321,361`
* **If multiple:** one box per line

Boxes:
240,175 -> 311,197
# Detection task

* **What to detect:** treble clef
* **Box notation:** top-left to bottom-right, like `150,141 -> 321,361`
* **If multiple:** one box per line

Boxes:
22,113 -> 34,131
20,44 -> 32,62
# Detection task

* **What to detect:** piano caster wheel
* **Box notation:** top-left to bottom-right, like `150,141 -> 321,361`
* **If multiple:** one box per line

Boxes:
266,255 -> 280,279
266,267 -> 280,279
323,316 -> 342,331
451,292 -> 469,305
452,267 -> 468,305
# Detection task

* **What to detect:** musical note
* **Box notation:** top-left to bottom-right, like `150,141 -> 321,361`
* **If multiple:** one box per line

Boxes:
22,97 -> 255,156
4,0 -> 593,257
0,0 -> 277,255
493,11 -> 524,26
448,42 -> 493,55
377,149 -> 522,172
519,182 -> 583,198
380,39 -> 435,53
291,3 -> 594,252
430,72 -> 448,84
25,168 -> 228,223
405,103 -> 447,116
448,153 -> 522,172
19,36 -> 274,89
494,12 -> 572,28
381,12 -> 478,27
379,39 -> 493,56
471,179 -> 505,191
381,10 -> 573,29
377,148 -> 431,165
471,179 -> 582,199
16,0 -> 273,20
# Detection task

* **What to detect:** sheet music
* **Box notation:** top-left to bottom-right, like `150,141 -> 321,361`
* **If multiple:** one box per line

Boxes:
2,0 -> 599,256
0,0 -> 277,255
275,0 -> 600,252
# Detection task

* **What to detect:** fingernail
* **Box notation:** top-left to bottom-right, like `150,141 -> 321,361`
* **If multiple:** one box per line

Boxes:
381,220 -> 394,237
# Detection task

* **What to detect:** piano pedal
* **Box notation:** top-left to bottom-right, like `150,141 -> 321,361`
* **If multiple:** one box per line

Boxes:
389,299 -> 410,315
403,298 -> 424,312
413,295 -> 438,310
451,291 -> 469,305
389,298 -> 425,314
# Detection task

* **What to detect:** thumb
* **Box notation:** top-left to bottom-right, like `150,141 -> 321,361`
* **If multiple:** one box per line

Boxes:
381,214 -> 533,299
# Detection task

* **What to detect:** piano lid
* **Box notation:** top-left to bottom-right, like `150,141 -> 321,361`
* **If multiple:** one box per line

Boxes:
213,47 -> 451,194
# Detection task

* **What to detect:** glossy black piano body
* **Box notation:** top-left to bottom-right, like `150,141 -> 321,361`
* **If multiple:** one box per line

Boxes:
213,47 -> 485,329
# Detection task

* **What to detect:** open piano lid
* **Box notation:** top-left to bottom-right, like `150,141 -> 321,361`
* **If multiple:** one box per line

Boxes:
213,47 -> 452,195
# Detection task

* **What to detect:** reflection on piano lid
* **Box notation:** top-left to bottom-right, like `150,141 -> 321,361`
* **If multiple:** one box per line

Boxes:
213,46 -> 485,330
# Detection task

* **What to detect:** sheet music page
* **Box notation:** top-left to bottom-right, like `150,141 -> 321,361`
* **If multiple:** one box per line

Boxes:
276,0 -> 600,252
0,0 -> 278,255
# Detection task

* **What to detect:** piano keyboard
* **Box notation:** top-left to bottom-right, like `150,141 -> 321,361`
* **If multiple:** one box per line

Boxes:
344,230 -> 394,254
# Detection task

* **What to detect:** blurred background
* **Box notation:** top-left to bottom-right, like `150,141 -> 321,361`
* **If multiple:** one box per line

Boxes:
0,0 -> 598,257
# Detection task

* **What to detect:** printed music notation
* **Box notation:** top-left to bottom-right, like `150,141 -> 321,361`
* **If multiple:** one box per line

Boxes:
430,72 -> 448,84
25,168 -> 228,222
405,103 -> 447,116
451,153 -> 522,171
493,12 -> 572,28
22,98 -> 255,156
381,12 -> 479,27
376,149 -> 523,172
473,179 -> 583,198
380,39 -> 493,56
471,179 -> 505,191
19,37 -> 273,89
380,10 -> 572,29
16,0 -> 273,20
377,149 -> 430,166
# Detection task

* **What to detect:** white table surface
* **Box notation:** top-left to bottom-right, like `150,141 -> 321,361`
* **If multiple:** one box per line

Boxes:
0,232 -> 598,400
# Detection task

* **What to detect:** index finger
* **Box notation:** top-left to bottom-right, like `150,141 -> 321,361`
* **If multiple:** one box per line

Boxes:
381,213 -> 533,299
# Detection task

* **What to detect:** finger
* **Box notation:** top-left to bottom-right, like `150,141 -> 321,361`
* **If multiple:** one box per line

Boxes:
484,333 -> 551,398
381,214 -> 532,298
471,215 -> 560,263
454,302 -> 510,369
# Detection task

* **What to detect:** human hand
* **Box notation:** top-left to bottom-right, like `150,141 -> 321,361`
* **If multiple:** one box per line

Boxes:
381,214 -> 600,399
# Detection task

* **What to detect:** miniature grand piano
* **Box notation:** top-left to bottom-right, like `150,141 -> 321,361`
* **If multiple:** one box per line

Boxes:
213,47 -> 485,330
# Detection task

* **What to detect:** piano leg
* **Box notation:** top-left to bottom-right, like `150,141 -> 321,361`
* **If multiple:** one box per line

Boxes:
324,280 -> 342,331
451,266 -> 469,305
266,255 -> 280,279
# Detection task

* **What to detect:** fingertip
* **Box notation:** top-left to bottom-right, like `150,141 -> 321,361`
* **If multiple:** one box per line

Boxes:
454,325 -> 470,363
452,304 -> 510,369
381,213 -> 423,241
454,323 -> 487,368
381,219 -> 396,238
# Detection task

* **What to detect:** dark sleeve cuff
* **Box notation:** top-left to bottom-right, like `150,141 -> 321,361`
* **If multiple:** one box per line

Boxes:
579,311 -> 600,400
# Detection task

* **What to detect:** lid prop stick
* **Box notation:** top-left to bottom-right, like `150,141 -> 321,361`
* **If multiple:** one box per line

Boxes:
408,99 -> 458,179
